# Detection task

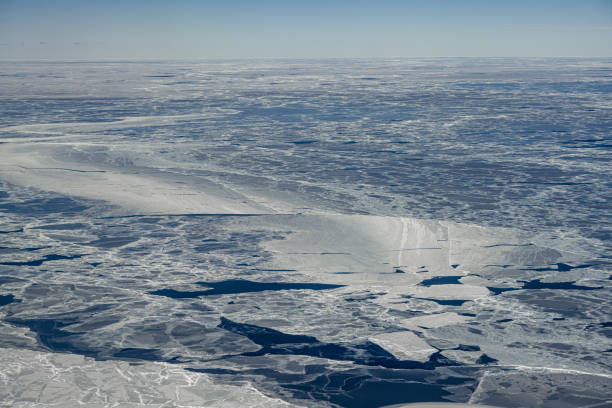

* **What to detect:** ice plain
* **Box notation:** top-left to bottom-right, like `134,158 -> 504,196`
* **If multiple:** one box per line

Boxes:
0,58 -> 610,407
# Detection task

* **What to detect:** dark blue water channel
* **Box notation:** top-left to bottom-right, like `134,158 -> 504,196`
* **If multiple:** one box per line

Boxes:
150,279 -> 345,298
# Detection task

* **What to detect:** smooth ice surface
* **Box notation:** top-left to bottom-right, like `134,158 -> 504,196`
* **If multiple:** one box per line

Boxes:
0,58 -> 610,407
368,331 -> 438,362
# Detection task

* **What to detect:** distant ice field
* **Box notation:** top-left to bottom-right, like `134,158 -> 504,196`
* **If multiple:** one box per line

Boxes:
0,59 -> 610,407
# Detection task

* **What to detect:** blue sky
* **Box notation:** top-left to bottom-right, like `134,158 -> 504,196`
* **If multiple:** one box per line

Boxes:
1,0 -> 611,59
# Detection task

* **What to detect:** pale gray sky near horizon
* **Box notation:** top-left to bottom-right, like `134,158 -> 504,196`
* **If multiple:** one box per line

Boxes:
1,0 -> 611,60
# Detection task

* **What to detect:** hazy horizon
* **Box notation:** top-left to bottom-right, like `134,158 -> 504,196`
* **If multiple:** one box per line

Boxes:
2,56 -> 612,62
1,0 -> 611,60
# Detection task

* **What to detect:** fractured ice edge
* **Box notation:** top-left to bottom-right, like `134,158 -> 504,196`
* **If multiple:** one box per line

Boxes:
0,58 -> 610,407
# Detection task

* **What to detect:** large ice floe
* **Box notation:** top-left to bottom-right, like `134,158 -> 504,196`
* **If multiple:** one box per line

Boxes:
0,59 -> 610,407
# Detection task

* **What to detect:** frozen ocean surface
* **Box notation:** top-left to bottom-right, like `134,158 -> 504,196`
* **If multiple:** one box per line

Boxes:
0,58 -> 610,407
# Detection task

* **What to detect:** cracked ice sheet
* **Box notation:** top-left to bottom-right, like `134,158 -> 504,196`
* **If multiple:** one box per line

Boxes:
398,313 -> 473,330
0,347 -> 295,408
383,404 -> 495,408
468,367 -> 612,408
0,59 -> 611,407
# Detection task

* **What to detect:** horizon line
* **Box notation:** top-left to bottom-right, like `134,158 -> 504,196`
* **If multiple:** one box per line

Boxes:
1,56 -> 612,63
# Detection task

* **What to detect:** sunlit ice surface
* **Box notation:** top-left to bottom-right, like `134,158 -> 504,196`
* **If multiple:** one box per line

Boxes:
0,58 -> 610,407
